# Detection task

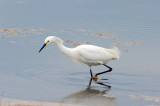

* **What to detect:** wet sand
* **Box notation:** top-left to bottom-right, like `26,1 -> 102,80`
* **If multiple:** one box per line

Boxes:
0,97 -> 83,106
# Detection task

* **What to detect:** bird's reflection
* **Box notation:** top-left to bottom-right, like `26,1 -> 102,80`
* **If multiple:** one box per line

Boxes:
61,79 -> 116,106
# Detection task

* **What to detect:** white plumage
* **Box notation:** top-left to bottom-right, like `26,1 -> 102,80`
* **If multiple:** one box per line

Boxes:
39,36 -> 120,80
76,45 -> 120,66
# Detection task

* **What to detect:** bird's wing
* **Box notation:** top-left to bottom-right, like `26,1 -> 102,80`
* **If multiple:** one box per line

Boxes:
77,45 -> 113,62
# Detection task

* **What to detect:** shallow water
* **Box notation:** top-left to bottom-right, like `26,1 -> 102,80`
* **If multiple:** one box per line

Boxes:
0,0 -> 160,106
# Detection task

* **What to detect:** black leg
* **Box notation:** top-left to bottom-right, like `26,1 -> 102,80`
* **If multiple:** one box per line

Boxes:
89,78 -> 92,86
96,64 -> 112,76
90,69 -> 93,77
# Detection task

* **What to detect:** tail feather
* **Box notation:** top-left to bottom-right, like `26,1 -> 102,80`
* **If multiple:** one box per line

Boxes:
111,47 -> 120,59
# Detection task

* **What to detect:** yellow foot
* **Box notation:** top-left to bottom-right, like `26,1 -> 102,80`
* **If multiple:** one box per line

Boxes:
92,74 -> 98,81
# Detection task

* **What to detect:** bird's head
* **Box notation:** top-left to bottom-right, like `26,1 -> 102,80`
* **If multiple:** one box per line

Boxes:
39,36 -> 63,53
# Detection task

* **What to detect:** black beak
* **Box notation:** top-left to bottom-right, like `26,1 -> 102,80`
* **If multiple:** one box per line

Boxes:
39,43 -> 46,53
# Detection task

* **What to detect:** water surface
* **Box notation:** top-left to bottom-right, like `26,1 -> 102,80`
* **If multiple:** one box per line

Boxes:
0,0 -> 160,106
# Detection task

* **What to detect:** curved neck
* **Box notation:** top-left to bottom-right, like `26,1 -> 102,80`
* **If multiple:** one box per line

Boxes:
55,41 -> 74,58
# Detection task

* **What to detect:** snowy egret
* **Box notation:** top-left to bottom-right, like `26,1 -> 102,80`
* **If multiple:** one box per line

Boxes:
39,36 -> 120,80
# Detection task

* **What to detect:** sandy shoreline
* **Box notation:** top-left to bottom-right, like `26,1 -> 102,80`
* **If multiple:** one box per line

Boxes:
0,97 -> 83,106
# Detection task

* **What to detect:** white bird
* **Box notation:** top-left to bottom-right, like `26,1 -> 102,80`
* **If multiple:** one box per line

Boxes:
39,36 -> 120,80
